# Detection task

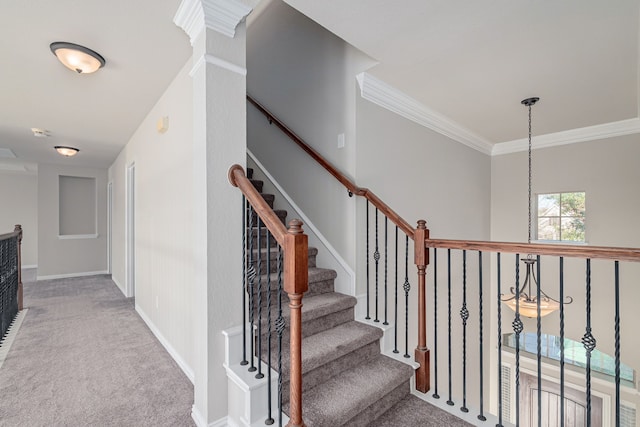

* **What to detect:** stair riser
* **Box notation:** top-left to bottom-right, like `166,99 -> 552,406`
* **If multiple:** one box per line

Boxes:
247,276 -> 335,310
257,306 -> 355,351
247,211 -> 287,227
344,382 -> 411,427
280,340 -> 380,405
247,253 -> 316,274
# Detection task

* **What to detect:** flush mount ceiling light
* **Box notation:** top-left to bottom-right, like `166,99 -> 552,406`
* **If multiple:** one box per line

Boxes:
50,42 -> 105,74
31,128 -> 50,138
55,146 -> 79,157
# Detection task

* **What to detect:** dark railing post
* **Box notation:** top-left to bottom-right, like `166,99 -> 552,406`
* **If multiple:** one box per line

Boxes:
284,219 -> 308,427
414,220 -> 430,393
15,224 -> 23,310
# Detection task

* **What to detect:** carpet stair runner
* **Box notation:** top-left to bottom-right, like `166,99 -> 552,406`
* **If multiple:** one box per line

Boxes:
246,167 -> 470,427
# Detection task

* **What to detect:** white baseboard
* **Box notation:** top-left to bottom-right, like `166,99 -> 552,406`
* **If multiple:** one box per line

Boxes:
135,304 -> 195,383
37,270 -> 109,280
22,264 -> 37,269
111,275 -> 125,296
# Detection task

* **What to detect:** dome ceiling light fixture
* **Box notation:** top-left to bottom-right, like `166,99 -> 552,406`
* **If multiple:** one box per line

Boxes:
50,42 -> 105,74
54,146 -> 80,157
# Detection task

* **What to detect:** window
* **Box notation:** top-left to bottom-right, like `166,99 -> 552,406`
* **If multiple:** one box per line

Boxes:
536,192 -> 585,242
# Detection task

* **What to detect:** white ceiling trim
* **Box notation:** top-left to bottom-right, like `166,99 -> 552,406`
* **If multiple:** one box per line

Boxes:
492,117 -> 640,156
356,72 -> 493,155
174,0 -> 252,44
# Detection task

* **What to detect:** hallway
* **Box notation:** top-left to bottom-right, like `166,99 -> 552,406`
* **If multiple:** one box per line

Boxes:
0,275 -> 194,426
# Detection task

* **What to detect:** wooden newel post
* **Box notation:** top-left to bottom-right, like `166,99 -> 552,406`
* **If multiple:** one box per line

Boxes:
14,224 -> 23,310
284,219 -> 308,427
414,220 -> 430,393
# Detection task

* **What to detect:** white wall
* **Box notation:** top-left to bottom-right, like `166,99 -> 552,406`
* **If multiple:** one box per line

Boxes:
109,59 -> 194,379
37,164 -> 107,278
491,135 -> 640,414
356,94 -> 492,410
0,172 -> 38,267
247,0 -> 375,270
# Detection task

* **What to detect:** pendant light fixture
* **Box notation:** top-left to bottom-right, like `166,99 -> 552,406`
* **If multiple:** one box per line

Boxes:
500,97 -> 572,318
50,42 -> 105,74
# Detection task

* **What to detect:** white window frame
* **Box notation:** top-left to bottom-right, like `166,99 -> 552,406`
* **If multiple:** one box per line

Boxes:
534,191 -> 586,244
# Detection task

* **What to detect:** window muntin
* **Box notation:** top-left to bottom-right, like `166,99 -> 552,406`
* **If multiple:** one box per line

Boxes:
536,192 -> 585,242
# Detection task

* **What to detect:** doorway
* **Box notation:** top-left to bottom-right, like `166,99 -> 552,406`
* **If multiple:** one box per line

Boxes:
107,182 -> 113,274
520,372 -> 603,427
126,164 -> 136,298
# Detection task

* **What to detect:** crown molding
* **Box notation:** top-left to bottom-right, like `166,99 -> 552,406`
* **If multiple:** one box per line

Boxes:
492,117 -> 640,156
356,72 -> 493,155
174,0 -> 252,44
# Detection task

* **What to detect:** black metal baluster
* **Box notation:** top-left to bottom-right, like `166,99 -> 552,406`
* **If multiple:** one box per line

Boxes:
366,200 -> 370,320
433,248 -> 440,399
275,246 -> 285,427
265,231 -> 274,425
393,226 -> 399,354
460,250 -> 469,413
384,217 -> 389,325
478,251 -> 486,421
582,259 -> 596,427
447,249 -> 454,406
248,205 -> 257,373
497,253 -> 503,427
513,254 -> 523,427
536,255 -> 542,427
241,196 -> 248,366
560,257 -> 565,427
374,208 -> 380,323
256,219 -> 264,379
403,235 -> 410,358
614,261 -> 620,427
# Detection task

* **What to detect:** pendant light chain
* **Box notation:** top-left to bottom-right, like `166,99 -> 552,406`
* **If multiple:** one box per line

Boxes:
528,103 -> 533,244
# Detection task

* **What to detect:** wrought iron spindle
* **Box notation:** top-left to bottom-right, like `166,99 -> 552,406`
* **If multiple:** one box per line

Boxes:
393,226 -> 399,354
433,248 -> 440,399
478,251 -> 486,421
248,205 -> 257,373
460,250 -> 469,413
497,253 -> 503,427
275,246 -> 285,427
366,200 -> 370,320
614,261 -> 620,427
559,257 -> 565,427
582,259 -> 596,427
403,235 -> 410,358
447,248 -> 454,406
256,219 -> 264,379
241,196 -> 248,366
384,217 -> 389,325
374,208 -> 380,322
265,230 -> 274,425
536,255 -> 542,427
513,254 -> 523,427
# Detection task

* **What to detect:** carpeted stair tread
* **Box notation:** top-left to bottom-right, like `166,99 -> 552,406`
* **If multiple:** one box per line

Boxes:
249,179 -> 263,193
265,292 -> 355,325
279,321 -> 382,376
295,354 -> 414,427
369,395 -> 473,427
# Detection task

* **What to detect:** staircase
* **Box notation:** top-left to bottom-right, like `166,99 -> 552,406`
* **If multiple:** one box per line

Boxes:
245,168 -> 471,427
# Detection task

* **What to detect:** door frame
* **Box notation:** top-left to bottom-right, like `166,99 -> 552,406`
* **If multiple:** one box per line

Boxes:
125,163 -> 136,298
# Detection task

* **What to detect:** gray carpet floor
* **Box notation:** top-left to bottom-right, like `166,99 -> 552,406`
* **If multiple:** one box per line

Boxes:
0,275 -> 194,426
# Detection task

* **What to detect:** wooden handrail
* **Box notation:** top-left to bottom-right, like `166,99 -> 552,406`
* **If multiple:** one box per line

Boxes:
247,94 -> 415,240
424,238 -> 640,262
229,164 -> 287,246
229,165 -> 308,427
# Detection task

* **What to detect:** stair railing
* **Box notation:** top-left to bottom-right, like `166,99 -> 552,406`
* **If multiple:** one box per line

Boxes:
247,94 -> 432,393
0,224 -> 23,341
420,236 -> 640,426
229,165 -> 308,427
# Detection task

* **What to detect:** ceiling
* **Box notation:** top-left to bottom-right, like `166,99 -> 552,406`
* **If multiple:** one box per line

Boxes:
0,0 -> 191,171
1,0 -> 638,172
